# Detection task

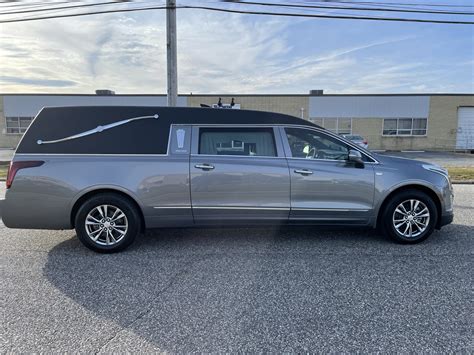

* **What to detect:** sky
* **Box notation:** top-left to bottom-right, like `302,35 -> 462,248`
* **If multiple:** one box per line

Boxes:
0,0 -> 473,94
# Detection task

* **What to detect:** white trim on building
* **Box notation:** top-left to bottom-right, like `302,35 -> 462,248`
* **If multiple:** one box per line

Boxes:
3,95 -> 187,117
309,95 -> 430,118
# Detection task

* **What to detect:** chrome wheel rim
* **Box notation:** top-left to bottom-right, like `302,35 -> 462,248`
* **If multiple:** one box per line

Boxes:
85,205 -> 128,246
392,199 -> 430,238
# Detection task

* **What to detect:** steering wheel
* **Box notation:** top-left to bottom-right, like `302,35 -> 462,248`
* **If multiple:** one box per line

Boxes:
316,151 -> 326,159
307,146 -> 317,159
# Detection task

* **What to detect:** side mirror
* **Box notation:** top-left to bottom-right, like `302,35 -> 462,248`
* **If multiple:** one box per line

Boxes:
348,149 -> 364,166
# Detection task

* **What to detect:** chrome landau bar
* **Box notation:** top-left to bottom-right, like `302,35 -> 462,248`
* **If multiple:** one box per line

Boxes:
36,114 -> 159,145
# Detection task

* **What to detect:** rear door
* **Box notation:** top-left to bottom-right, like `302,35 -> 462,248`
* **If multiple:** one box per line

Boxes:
190,126 -> 290,224
281,126 -> 375,225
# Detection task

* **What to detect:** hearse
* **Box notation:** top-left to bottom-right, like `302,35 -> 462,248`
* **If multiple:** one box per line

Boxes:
3,106 -> 454,252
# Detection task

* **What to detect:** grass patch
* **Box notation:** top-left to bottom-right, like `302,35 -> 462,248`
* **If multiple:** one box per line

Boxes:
447,167 -> 474,181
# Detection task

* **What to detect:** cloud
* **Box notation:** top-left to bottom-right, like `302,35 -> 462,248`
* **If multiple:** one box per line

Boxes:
0,6 -> 472,94
88,30 -> 115,77
0,76 -> 77,87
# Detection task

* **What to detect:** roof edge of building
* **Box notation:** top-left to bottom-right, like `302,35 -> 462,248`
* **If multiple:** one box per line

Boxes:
0,93 -> 473,97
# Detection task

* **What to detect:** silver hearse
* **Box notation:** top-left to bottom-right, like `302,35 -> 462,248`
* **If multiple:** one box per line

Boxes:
3,106 -> 454,252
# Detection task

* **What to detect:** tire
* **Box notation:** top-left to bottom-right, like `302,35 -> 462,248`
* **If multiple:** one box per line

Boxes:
381,189 -> 438,244
74,193 -> 141,253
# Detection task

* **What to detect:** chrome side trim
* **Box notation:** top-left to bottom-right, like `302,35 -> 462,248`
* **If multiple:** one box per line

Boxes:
190,154 -> 284,160
193,206 -> 289,210
153,206 -> 368,212
153,206 -> 191,209
37,114 -> 159,145
292,208 -> 370,212
15,153 -> 169,157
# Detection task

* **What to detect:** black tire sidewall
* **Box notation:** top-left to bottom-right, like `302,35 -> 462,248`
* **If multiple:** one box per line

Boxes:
383,190 -> 438,244
75,193 -> 141,252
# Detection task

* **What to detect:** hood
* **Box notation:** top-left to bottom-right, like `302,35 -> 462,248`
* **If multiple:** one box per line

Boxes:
373,153 -> 431,167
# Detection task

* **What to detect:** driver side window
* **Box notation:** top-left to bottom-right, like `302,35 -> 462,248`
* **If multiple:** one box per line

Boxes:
285,127 -> 349,161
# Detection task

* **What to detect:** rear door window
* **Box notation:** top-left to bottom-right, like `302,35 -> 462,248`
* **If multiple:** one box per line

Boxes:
199,127 -> 277,157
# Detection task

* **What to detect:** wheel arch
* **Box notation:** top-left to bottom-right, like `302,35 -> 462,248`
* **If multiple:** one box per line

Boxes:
376,184 -> 442,230
70,186 -> 146,230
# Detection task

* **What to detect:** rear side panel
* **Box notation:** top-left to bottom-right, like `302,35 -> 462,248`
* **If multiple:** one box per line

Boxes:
2,155 -> 192,229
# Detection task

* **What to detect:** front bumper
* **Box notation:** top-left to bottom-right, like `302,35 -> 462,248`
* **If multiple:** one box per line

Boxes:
438,212 -> 454,229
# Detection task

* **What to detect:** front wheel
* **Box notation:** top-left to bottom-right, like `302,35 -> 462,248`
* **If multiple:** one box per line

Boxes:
75,193 -> 141,252
382,189 -> 438,244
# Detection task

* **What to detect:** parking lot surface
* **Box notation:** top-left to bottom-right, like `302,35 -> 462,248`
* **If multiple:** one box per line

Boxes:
1,186 -> 473,353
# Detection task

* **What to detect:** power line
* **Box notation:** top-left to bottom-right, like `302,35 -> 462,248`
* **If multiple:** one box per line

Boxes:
0,0 -> 132,15
1,3 -> 473,24
227,1 -> 474,15
3,0 -> 471,17
286,0 -> 473,14
316,1 -> 474,8
0,1 -> 79,7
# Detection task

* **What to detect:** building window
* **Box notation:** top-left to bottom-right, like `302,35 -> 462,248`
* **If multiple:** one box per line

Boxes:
337,118 -> 352,135
382,118 -> 427,136
310,118 -> 352,135
6,116 -> 33,134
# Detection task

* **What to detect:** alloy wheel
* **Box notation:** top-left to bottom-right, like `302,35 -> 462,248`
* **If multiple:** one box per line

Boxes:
85,204 -> 128,246
392,199 -> 430,238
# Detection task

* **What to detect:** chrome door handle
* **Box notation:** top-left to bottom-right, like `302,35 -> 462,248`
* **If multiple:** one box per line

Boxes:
294,169 -> 313,175
194,163 -> 215,170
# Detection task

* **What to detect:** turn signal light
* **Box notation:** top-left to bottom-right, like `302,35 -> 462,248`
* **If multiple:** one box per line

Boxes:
6,161 -> 44,189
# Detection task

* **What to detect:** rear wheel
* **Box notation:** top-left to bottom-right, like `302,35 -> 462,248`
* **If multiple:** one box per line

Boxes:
382,189 -> 438,244
75,193 -> 141,252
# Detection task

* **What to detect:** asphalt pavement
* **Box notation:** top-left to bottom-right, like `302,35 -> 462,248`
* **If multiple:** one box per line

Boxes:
1,186 -> 473,353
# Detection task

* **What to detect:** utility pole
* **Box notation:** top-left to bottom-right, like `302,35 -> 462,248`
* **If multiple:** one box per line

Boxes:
166,0 -> 178,106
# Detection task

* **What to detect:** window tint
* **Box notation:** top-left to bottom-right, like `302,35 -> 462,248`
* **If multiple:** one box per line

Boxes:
285,128 -> 349,161
199,127 -> 277,157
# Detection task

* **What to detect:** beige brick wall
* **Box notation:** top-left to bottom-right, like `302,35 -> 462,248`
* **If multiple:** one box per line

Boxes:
351,118 -> 431,151
426,95 -> 474,150
0,97 -> 22,149
350,96 -> 474,151
187,95 -> 309,120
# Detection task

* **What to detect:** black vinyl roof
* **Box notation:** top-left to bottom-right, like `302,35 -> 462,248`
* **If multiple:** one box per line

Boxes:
17,106 -> 318,154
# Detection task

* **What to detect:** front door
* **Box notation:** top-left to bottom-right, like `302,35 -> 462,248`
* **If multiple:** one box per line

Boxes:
190,126 -> 290,224
282,127 -> 375,225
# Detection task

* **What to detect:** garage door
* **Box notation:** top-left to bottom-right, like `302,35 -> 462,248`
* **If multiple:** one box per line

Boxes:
456,107 -> 474,149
